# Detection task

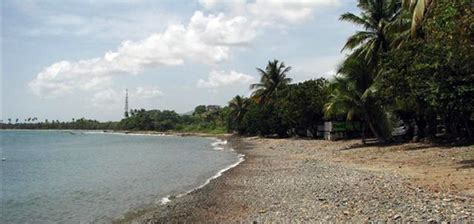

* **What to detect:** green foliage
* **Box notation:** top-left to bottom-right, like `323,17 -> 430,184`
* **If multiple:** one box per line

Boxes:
340,0 -> 402,64
227,95 -> 250,134
119,109 -> 154,130
229,77 -> 329,138
250,59 -> 292,103
378,0 -> 474,138
324,55 -> 392,142
274,79 -> 329,136
238,102 -> 286,136
119,106 -> 229,133
1,118 -> 119,130
192,105 -> 207,116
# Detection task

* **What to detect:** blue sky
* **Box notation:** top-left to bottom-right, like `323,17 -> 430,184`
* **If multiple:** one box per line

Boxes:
2,0 -> 358,122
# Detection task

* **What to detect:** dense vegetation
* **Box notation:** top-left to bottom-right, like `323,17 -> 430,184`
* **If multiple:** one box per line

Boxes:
2,0 -> 472,143
1,118 -> 118,130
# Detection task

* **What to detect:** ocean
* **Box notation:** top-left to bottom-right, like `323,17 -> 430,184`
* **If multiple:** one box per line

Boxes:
0,130 -> 242,223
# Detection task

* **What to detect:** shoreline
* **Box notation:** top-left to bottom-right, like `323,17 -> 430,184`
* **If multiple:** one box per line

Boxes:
97,130 -> 246,222
126,137 -> 473,223
159,137 -> 245,207
113,135 -> 247,223
5,129 -> 472,222
3,129 -> 242,222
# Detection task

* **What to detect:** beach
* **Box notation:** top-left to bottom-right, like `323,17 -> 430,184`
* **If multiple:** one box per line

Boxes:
125,136 -> 473,223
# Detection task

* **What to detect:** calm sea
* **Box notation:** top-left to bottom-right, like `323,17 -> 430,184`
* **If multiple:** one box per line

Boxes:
0,130 -> 241,223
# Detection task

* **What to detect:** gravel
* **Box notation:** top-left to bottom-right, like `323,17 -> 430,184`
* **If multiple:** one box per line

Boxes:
128,137 -> 473,223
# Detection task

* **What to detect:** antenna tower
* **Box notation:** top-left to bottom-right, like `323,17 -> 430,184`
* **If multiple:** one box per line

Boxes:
124,89 -> 129,118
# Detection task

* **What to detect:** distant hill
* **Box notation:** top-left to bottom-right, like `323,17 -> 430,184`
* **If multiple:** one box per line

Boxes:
180,111 -> 194,116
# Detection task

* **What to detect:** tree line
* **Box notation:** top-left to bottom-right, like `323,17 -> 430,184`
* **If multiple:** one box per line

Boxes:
226,0 -> 473,142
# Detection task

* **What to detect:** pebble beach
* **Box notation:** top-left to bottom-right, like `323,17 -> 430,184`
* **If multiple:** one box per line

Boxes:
127,136 -> 473,223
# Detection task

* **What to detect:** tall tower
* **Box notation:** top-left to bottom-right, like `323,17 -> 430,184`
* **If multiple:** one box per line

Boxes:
124,89 -> 129,118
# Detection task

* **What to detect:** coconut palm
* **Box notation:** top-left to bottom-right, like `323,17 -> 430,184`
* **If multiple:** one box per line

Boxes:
402,0 -> 432,36
340,0 -> 402,64
324,56 -> 392,143
229,96 -> 249,121
228,95 -> 250,133
250,60 -> 292,103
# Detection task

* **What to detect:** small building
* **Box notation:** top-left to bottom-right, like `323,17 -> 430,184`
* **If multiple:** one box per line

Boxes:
319,121 -> 362,140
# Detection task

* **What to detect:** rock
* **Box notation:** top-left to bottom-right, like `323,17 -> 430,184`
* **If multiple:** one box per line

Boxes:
258,209 -> 267,214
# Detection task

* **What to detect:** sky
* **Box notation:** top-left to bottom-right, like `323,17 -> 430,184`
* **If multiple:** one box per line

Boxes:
2,0 -> 359,122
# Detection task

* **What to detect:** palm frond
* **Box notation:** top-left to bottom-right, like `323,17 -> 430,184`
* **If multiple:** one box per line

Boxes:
340,12 -> 372,29
341,31 -> 376,52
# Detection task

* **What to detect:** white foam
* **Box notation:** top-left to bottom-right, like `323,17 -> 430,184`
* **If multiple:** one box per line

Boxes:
211,140 -> 227,147
210,139 -> 228,151
159,196 -> 171,205
183,154 -> 245,195
163,153 -> 245,204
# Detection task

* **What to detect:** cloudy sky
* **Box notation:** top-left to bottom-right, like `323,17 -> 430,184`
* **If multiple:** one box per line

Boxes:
2,0 -> 358,122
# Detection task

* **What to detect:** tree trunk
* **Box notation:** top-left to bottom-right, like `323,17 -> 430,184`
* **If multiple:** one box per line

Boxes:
363,113 -> 386,143
415,116 -> 426,141
426,114 -> 437,139
362,121 -> 366,144
403,118 -> 415,141
461,115 -> 472,138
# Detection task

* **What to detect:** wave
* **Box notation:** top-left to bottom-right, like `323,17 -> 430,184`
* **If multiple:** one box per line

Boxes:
211,140 -> 227,147
209,139 -> 228,151
159,148 -> 245,205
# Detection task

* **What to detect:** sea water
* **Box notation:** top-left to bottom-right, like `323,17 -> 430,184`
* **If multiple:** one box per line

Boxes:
0,130 -> 240,223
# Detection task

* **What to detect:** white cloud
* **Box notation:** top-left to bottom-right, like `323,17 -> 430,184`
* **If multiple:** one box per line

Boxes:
197,70 -> 254,88
249,0 -> 340,24
91,89 -> 121,107
132,86 -> 163,99
28,0 -> 342,99
199,0 -> 341,24
90,86 -> 163,108
29,11 -> 258,97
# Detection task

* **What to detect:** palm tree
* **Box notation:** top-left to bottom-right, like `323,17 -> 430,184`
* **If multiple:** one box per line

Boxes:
228,95 -> 250,133
340,0 -> 401,65
402,0 -> 432,36
324,56 -> 392,143
250,59 -> 292,103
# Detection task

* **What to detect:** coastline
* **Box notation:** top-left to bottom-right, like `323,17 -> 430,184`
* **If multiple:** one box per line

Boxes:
6,130 -> 471,222
124,137 -> 473,223
113,135 -> 246,223
3,129 -> 241,223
